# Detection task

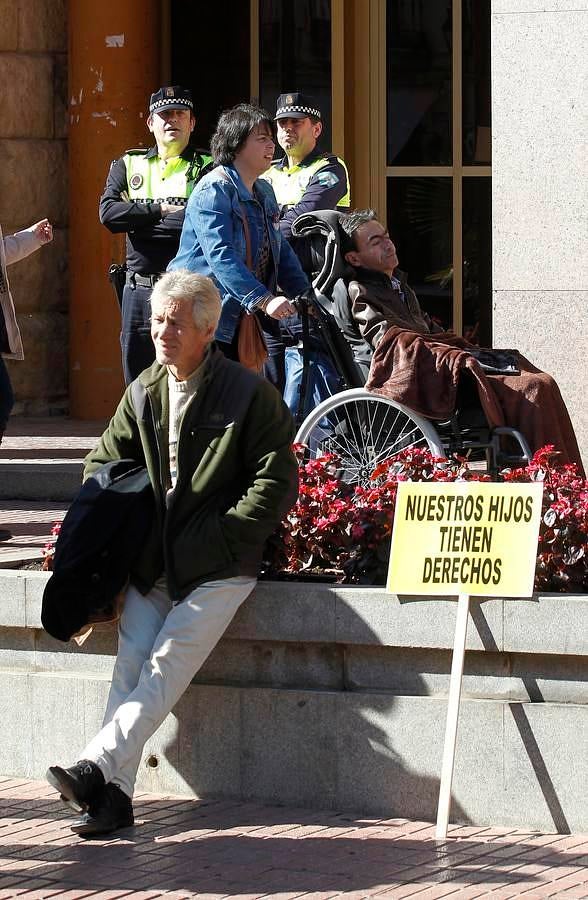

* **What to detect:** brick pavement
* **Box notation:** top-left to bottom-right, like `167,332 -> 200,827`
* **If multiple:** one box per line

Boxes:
1,432 -> 587,899
0,779 -> 586,899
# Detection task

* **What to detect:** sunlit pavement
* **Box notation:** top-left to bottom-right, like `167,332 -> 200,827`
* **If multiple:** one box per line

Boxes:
1,778 -> 587,899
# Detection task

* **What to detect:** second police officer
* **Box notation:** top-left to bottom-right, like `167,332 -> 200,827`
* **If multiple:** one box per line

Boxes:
99,86 -> 212,384
263,92 -> 352,418
262,91 -> 350,239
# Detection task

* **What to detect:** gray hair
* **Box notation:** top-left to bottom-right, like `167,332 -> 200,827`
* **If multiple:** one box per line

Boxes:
338,208 -> 378,251
150,270 -> 222,332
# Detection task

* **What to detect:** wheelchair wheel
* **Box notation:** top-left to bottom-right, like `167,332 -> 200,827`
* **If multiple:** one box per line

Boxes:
295,388 -> 446,485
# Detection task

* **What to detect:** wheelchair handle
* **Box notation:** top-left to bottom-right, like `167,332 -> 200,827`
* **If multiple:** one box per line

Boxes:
291,289 -> 315,314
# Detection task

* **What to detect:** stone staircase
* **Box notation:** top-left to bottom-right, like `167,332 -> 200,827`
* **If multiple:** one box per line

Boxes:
0,417 -> 105,567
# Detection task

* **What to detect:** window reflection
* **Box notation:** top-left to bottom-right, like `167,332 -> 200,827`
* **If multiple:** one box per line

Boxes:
463,177 -> 492,346
387,177 -> 453,330
259,0 -> 332,147
386,0 -> 452,166
171,4 -> 249,145
463,0 -> 491,164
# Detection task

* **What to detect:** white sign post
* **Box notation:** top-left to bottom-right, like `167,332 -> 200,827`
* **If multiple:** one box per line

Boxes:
387,482 -> 543,841
435,591 -> 470,840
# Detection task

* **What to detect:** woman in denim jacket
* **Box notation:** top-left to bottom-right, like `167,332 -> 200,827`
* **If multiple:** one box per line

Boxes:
169,103 -> 309,391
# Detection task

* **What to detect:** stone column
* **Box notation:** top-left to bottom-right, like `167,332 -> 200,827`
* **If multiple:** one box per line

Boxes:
0,0 -> 68,416
68,0 -> 161,418
491,1 -> 588,468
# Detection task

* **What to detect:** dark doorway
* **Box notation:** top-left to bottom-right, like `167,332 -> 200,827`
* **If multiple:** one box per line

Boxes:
259,0 -> 332,149
170,3 -> 250,152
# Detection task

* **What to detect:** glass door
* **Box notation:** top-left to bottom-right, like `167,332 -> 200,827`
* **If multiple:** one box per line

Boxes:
386,0 -> 492,343
253,0 -> 334,148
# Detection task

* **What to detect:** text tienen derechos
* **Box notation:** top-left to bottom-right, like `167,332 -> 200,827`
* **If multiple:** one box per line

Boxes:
405,492 -> 534,586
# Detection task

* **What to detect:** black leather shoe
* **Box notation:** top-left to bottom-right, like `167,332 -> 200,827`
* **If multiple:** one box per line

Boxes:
70,783 -> 134,837
46,759 -> 105,813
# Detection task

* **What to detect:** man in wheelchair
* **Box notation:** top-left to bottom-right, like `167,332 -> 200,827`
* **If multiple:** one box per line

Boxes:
339,209 -> 444,346
289,208 -> 583,474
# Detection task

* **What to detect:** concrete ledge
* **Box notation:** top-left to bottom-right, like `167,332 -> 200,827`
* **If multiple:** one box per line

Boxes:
0,572 -> 586,831
6,571 -> 588,656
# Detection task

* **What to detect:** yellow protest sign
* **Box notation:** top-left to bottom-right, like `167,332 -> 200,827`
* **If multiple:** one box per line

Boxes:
387,482 -> 543,597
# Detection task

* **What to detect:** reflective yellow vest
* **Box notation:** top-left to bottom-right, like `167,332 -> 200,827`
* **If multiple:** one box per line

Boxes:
124,149 -> 212,203
264,154 -> 350,209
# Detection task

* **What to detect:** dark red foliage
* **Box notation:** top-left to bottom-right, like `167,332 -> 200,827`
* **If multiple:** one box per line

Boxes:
41,521 -> 61,571
42,446 -> 586,593
263,444 -> 588,592
501,446 -> 588,592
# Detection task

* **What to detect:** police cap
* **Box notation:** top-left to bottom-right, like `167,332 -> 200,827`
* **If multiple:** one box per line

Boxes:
275,92 -> 321,121
149,85 -> 194,115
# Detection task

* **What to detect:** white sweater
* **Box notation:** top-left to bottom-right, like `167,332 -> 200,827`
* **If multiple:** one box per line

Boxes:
167,351 -> 209,491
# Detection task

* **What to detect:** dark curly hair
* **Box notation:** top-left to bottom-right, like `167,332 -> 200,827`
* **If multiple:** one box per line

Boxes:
211,103 -> 275,166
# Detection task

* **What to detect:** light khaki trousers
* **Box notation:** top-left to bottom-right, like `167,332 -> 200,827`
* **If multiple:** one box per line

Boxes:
80,576 -> 256,798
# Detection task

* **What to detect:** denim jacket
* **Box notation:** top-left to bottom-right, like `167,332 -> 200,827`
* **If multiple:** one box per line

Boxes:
169,165 -> 309,342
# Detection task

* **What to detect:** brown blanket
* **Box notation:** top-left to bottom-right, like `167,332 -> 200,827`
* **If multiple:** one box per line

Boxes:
366,327 -> 584,473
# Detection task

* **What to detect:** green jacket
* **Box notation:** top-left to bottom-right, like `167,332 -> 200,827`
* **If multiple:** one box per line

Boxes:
83,346 -> 298,600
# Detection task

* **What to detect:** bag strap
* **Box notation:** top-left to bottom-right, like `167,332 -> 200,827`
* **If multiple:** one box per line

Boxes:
240,206 -> 253,271
130,379 -> 148,420
217,168 -> 253,271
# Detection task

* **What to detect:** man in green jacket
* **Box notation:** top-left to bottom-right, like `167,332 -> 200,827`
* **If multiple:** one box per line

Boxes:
46,269 -> 298,837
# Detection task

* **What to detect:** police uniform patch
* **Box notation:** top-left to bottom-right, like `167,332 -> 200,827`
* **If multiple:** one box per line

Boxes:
315,171 -> 340,188
129,173 -> 143,190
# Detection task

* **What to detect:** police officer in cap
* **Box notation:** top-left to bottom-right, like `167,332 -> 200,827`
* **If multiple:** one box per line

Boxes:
263,93 -> 351,420
100,86 -> 212,383
262,92 -> 350,241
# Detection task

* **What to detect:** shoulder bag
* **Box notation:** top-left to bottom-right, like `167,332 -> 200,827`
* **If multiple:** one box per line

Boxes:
218,170 -> 268,372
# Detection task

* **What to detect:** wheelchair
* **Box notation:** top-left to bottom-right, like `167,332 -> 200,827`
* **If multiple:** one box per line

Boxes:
289,210 -> 532,485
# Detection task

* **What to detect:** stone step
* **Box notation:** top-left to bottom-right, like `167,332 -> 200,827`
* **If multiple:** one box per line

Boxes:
0,459 -> 83,501
0,419 -> 104,561
0,417 -> 104,503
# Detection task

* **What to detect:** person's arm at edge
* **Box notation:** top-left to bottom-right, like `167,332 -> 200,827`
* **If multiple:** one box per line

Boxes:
3,220 -> 52,266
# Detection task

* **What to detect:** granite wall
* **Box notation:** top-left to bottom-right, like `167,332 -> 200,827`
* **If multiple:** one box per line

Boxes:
491,1 -> 588,468
0,0 -> 68,416
2,575 -> 587,832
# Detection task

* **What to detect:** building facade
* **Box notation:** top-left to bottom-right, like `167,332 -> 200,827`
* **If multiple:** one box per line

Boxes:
0,0 -> 68,415
1,0 -> 585,465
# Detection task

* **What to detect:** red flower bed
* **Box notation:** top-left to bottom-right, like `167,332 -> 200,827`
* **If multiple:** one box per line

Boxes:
41,446 -> 587,593
263,445 -> 588,593
41,521 -> 61,570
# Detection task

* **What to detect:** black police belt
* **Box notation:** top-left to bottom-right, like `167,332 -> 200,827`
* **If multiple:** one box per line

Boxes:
126,272 -> 162,288
134,197 -> 189,206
